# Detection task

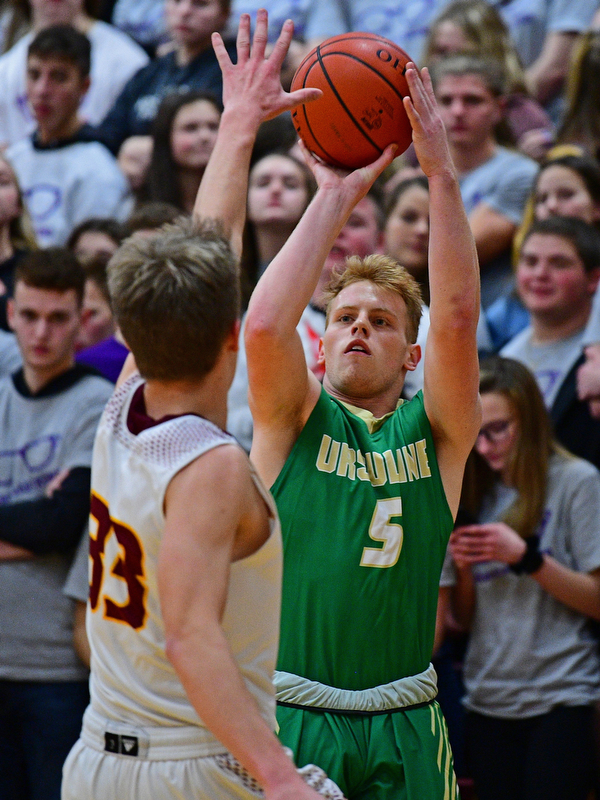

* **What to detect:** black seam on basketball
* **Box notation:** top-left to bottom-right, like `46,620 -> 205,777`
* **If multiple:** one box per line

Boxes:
295,55 -> 362,169
318,51 -> 407,100
293,33 -> 410,79
314,44 -> 383,157
292,73 -> 347,169
318,33 -> 410,59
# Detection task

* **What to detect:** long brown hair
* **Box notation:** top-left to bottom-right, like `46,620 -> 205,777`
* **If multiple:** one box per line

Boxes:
556,31 -> 600,160
142,91 -> 223,211
1,156 -> 37,251
422,0 -> 527,94
461,356 -> 568,537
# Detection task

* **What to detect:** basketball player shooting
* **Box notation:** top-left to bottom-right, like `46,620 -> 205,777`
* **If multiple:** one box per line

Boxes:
240,42 -> 482,800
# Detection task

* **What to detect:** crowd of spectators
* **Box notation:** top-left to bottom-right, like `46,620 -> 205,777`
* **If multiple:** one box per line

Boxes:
2,0 -> 600,798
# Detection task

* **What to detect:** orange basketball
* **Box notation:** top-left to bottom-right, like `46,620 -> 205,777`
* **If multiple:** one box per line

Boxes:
290,33 -> 414,170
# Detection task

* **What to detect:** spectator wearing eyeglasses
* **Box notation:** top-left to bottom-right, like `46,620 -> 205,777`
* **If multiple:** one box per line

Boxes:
0,248 -> 112,800
448,355 -> 600,800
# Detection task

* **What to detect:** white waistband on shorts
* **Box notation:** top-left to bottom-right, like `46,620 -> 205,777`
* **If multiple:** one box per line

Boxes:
81,705 -> 228,760
274,663 -> 438,713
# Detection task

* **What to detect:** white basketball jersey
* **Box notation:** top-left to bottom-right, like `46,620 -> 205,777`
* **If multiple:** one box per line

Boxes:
87,376 -> 282,741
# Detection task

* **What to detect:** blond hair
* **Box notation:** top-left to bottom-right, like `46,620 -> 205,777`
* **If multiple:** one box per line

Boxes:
322,254 -> 423,343
108,218 -> 239,381
423,0 -> 526,93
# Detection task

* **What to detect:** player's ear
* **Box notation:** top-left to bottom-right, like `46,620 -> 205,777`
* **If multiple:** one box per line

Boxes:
227,318 -> 241,353
317,337 -> 326,367
6,298 -> 15,331
404,342 -> 421,372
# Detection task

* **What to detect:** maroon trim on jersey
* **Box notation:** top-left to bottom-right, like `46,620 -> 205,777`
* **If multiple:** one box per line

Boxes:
126,383 -> 227,436
126,384 -> 184,434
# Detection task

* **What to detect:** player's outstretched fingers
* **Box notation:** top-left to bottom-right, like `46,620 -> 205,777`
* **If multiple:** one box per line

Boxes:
360,143 -> 398,183
269,18 -> 295,69
420,66 -> 437,105
212,31 -> 234,74
235,12 -> 252,64
250,7 -> 269,61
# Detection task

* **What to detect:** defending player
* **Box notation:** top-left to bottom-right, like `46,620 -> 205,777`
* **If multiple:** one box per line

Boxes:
61,16 -> 343,800
241,64 -> 482,799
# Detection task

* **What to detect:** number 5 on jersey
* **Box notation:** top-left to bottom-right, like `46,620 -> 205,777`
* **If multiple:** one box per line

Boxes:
360,497 -> 403,568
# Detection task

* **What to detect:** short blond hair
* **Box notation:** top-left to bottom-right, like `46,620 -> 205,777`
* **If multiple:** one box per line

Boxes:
323,254 -> 423,343
108,218 -> 239,381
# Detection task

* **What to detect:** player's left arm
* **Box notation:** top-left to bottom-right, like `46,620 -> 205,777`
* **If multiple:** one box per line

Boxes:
404,65 -> 481,516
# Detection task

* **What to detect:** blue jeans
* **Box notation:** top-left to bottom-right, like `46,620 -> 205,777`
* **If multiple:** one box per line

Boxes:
0,679 -> 89,800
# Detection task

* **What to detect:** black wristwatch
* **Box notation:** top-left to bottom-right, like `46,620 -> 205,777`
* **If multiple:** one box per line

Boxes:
509,535 -> 544,575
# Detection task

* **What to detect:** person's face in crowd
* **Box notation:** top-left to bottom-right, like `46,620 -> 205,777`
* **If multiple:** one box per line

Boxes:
170,100 -> 221,171
77,279 -> 115,350
325,197 -> 382,271
0,159 -> 21,227
428,21 -> 474,61
312,196 -> 383,310
29,0 -> 84,27
475,391 -> 519,484
26,55 -> 89,141
384,184 -> 429,275
165,0 -> 229,50
319,280 -> 418,402
8,282 -> 81,380
436,73 -> 502,149
248,155 -> 310,229
534,165 -> 600,225
73,231 -> 119,261
517,233 -> 599,322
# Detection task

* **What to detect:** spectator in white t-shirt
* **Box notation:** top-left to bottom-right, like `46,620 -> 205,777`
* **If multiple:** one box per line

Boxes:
431,55 -> 538,308
0,0 -> 148,149
6,26 -> 129,247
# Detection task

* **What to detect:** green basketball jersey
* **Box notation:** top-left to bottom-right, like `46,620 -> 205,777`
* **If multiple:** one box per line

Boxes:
272,387 -> 453,691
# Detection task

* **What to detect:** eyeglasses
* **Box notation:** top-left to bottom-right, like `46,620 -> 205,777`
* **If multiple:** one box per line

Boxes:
0,434 -> 61,488
476,419 -> 514,444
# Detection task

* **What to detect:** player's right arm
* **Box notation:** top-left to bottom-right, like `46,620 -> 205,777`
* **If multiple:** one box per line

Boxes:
158,445 -> 324,800
246,145 -> 395,485
193,11 -> 321,259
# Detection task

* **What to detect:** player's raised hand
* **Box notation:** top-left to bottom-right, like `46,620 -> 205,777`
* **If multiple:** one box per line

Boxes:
212,9 -> 321,126
403,64 -> 454,179
298,138 -> 396,211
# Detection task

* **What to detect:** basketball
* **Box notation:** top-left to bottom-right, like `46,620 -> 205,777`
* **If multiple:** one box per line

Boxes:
290,33 -> 414,170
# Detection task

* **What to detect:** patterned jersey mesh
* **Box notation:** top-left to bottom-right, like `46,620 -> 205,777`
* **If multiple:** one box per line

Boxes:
212,753 -> 346,798
102,376 -> 234,470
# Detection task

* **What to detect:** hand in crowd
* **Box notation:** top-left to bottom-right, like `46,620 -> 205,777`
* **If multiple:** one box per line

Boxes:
118,136 -> 153,192
577,344 -> 600,419
450,523 -> 527,568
